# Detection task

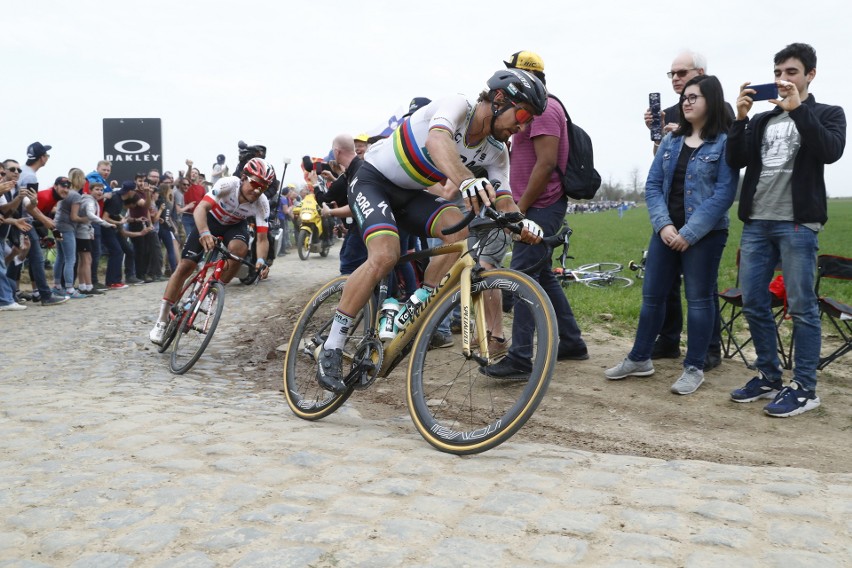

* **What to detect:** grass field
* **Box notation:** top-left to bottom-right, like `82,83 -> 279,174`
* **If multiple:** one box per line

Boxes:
552,198 -> 852,337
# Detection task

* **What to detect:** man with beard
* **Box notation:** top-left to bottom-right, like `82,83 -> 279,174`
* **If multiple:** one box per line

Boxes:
313,69 -> 548,393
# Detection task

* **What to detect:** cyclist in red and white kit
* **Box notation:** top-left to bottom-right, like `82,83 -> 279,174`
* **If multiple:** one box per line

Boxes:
149,157 -> 274,344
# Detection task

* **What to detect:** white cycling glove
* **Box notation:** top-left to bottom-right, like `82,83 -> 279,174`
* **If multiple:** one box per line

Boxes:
459,177 -> 490,200
520,218 -> 543,239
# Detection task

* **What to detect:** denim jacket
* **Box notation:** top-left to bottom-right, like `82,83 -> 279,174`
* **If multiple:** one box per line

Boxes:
645,132 -> 738,245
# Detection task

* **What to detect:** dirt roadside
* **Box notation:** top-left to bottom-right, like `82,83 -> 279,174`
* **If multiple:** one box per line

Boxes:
238,248 -> 851,473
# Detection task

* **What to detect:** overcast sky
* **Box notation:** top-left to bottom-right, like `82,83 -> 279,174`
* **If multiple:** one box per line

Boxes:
5,0 -> 850,196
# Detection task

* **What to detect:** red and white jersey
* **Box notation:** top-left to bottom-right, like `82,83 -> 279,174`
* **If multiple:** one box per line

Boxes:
203,176 -> 270,232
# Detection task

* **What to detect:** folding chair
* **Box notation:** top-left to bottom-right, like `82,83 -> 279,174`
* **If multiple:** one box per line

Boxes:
816,254 -> 852,370
718,249 -> 792,369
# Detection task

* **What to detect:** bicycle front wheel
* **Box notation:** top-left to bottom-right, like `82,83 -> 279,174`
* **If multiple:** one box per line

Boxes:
406,269 -> 557,455
585,276 -> 633,289
284,275 -> 375,420
170,282 -> 225,374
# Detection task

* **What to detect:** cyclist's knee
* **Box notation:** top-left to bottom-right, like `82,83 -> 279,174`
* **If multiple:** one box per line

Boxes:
366,242 -> 400,272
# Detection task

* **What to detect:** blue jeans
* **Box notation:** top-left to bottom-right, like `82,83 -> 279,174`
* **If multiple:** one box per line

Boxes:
6,226 -> 52,299
181,215 -> 196,242
0,254 -> 16,304
739,221 -> 820,391
101,226 -> 125,285
340,224 -> 368,276
508,199 -> 585,364
629,230 -> 727,369
158,224 -> 177,273
54,229 -> 77,289
90,224 -> 102,285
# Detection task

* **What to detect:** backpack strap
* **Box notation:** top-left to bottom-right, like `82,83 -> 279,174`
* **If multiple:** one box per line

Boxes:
548,94 -> 572,181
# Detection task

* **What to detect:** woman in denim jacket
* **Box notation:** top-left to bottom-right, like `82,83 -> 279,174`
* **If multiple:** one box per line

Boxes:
606,75 -> 738,395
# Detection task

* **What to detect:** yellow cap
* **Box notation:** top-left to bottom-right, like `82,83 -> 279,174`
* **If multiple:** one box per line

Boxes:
354,133 -> 369,143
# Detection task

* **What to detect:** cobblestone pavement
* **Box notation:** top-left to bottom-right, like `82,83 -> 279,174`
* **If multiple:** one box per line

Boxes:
1,257 -> 850,567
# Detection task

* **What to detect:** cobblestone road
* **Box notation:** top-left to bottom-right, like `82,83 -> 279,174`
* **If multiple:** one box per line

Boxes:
1,257 -> 850,567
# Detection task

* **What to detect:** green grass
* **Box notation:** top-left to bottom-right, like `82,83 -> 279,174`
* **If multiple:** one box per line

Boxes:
552,198 -> 852,335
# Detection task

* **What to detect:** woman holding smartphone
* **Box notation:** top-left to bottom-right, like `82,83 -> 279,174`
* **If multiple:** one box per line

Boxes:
605,75 -> 738,395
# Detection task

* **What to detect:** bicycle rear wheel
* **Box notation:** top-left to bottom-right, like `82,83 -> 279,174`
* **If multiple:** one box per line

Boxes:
170,282 -> 225,374
284,276 -> 375,420
406,269 -> 557,455
585,276 -> 633,288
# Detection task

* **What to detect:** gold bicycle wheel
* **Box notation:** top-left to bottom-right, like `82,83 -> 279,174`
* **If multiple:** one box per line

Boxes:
283,275 -> 375,420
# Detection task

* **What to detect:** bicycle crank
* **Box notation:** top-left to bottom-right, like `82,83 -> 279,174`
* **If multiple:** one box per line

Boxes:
350,338 -> 383,391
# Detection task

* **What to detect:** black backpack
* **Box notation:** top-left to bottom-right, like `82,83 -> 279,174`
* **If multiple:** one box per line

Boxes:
550,95 -> 601,200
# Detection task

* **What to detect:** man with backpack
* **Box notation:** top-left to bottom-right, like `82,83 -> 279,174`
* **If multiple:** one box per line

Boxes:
482,51 -> 588,380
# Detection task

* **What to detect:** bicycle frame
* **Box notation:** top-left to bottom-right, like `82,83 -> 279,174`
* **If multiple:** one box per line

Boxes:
175,245 -> 241,329
373,239 -> 489,378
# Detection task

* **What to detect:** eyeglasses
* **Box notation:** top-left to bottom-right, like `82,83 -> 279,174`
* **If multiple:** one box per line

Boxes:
246,176 -> 267,191
179,182 -> 190,187
509,102 -> 534,125
680,93 -> 705,105
58,182 -> 71,188
667,68 -> 696,79
7,167 -> 22,173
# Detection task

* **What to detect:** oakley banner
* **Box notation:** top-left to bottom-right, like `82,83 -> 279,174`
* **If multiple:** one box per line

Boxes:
102,118 -> 163,184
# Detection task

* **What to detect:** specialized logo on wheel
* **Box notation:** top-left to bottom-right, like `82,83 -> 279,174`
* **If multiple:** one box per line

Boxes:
430,421 -> 502,441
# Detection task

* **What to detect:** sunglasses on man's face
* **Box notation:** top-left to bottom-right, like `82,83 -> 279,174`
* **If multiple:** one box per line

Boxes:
667,68 -> 696,79
509,102 -> 534,125
246,177 -> 267,191
6,167 -> 22,173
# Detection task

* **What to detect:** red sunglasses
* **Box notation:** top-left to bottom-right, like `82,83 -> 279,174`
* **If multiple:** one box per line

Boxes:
246,176 -> 267,191
511,103 -> 534,125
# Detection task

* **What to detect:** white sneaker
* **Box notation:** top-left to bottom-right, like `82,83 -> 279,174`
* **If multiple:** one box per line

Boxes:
605,357 -> 655,380
149,321 -> 167,345
0,302 -> 27,311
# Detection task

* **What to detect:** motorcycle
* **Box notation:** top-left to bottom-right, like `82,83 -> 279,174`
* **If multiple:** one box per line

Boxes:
292,192 -> 333,260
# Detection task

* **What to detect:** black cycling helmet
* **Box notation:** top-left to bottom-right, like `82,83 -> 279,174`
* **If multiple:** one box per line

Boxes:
486,69 -> 548,115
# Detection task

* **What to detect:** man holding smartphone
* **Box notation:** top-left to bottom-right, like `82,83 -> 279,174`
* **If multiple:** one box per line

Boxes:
2,146 -> 68,306
728,43 -> 846,417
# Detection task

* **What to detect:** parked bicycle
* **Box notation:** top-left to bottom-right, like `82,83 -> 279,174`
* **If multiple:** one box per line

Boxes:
284,206 -> 565,455
628,249 -> 647,280
157,238 -> 260,374
551,232 -> 633,289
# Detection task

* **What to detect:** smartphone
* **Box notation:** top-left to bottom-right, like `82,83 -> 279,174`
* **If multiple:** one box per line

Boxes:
649,93 -> 662,142
26,182 -> 38,191
749,83 -> 778,101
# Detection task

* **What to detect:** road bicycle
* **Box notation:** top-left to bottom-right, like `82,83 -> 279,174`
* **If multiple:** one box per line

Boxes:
628,249 -> 647,280
284,207 -> 564,455
157,238 -> 260,374
551,231 -> 633,289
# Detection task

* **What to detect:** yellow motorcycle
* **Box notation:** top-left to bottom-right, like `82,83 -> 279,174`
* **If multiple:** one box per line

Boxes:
293,192 -> 333,260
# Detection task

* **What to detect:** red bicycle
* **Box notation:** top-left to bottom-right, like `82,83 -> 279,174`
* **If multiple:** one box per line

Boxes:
158,238 -> 260,374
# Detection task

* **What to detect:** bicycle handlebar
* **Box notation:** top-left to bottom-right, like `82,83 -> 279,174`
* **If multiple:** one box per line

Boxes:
209,239 -> 263,285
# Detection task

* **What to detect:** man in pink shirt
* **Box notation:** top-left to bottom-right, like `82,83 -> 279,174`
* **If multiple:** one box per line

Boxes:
483,51 -> 588,380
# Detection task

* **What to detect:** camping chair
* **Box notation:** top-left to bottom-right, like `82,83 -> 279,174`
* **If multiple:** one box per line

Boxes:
718,249 -> 792,369
816,254 -> 852,370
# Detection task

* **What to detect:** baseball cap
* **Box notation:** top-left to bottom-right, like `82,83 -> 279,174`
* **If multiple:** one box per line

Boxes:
26,141 -> 52,160
504,51 -> 546,82
354,133 -> 370,143
120,180 -> 137,193
408,97 -> 432,114
54,176 -> 71,187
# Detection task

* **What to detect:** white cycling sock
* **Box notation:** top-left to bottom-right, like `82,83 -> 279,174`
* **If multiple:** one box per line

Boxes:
323,309 -> 354,351
157,299 -> 173,323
